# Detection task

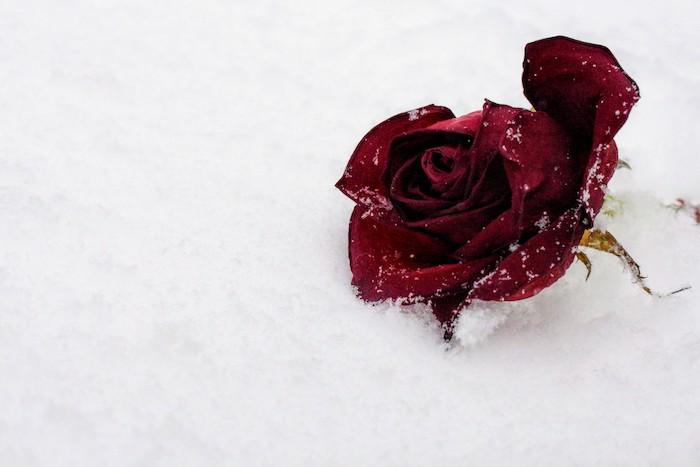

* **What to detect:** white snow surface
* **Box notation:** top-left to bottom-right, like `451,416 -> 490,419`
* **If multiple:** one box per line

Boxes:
2,0 -> 700,465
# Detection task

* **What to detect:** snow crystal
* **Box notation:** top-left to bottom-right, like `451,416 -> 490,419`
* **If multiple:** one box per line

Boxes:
408,108 -> 428,121
505,125 -> 523,143
535,212 -> 550,230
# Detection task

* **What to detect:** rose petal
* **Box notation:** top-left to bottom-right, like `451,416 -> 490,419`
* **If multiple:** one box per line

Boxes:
468,207 -> 584,301
429,294 -> 470,329
421,146 -> 459,186
404,148 -> 510,246
498,105 -> 580,225
405,199 -> 509,246
336,105 -> 455,212
579,140 -> 618,218
389,153 -> 456,216
384,102 -> 514,245
523,36 -> 640,147
523,37 -> 638,220
424,110 -> 482,136
452,102 -> 578,260
347,206 -> 494,302
384,132 -> 473,203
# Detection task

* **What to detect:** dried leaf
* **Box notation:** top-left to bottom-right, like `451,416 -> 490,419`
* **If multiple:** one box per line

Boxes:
575,251 -> 592,280
579,229 -> 690,296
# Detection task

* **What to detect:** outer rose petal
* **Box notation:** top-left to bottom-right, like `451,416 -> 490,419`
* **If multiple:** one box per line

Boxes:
348,206 -> 493,303
523,36 -> 640,146
523,36 -> 639,218
336,105 -> 455,212
468,208 -> 584,301
423,110 -> 482,136
579,140 -> 618,220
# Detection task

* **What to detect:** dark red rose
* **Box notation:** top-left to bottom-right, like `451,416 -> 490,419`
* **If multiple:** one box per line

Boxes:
336,36 -> 640,337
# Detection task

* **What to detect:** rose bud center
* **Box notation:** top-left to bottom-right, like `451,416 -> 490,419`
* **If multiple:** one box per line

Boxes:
422,149 -> 455,179
418,145 -> 464,196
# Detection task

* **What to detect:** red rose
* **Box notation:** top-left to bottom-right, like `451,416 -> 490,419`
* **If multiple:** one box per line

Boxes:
336,36 -> 640,338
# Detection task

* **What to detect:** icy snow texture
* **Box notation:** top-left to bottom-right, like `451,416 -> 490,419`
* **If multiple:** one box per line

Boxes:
1,0 -> 700,465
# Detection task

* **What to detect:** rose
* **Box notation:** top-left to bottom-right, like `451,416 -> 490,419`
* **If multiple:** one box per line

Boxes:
336,36 -> 640,337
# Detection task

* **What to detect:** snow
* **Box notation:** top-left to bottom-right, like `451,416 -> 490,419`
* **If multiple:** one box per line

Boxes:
1,0 -> 699,465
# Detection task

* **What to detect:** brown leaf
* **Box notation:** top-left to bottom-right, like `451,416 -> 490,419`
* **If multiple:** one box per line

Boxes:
578,229 -> 690,296
575,251 -> 592,280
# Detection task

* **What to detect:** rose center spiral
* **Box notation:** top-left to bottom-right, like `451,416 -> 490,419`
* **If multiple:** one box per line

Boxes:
421,149 -> 455,184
